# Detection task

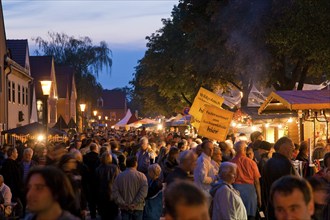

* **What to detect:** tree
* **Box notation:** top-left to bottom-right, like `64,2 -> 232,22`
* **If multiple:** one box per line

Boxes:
33,32 -> 112,106
132,0 -> 330,116
266,0 -> 330,90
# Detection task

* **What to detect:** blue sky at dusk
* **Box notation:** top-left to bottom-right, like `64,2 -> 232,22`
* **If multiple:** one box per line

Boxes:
2,0 -> 177,89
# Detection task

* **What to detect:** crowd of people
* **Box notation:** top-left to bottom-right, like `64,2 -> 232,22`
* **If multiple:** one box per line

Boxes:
0,128 -> 329,220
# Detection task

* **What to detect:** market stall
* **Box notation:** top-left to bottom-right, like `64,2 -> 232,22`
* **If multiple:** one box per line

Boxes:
258,90 -> 330,146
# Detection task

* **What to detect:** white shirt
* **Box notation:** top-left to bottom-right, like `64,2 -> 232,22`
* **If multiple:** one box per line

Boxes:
212,183 -> 247,220
0,183 -> 12,205
194,152 -> 217,193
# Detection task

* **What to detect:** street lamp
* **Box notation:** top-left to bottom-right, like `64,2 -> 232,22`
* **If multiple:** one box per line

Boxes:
79,103 -> 86,132
93,110 -> 97,117
105,116 -> 108,120
40,80 -> 52,145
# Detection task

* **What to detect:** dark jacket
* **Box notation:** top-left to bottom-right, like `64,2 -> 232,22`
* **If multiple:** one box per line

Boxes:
1,158 -> 23,199
262,153 -> 296,220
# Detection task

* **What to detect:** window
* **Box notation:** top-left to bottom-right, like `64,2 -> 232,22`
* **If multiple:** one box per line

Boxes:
26,87 -> 28,105
18,85 -> 21,104
97,98 -> 104,107
22,87 -> 25,105
12,82 -> 15,103
37,100 -> 43,122
8,81 -> 11,102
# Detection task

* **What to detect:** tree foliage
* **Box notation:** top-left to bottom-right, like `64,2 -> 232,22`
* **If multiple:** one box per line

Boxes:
131,0 -> 330,116
33,32 -> 112,106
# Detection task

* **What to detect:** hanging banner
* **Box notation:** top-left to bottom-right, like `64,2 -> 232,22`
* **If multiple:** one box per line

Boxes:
198,105 -> 233,142
189,87 -> 224,129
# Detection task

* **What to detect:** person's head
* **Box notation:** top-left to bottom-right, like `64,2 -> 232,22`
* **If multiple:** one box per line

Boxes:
126,156 -> 138,168
270,176 -> 314,220
211,146 -> 222,164
250,131 -> 263,143
307,176 -> 328,205
89,143 -> 99,153
234,141 -> 247,155
7,147 -> 18,160
194,144 -> 203,156
140,137 -> 149,151
148,163 -> 162,180
100,152 -> 112,165
323,152 -> 330,169
274,137 -> 294,159
201,140 -> 214,157
70,149 -> 83,162
110,140 -> 120,151
177,139 -> 188,151
219,162 -> 237,184
58,154 -> 77,172
25,166 -> 75,214
312,147 -> 326,161
168,147 -> 180,161
299,141 -> 308,154
246,146 -> 254,159
23,148 -> 34,162
164,180 -> 210,220
178,150 -> 197,173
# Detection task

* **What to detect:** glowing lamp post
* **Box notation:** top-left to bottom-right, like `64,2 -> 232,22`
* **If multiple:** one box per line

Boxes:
40,80 -> 52,145
80,103 -> 86,132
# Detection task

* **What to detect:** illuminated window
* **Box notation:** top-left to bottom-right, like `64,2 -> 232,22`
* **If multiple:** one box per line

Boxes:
37,100 -> 43,122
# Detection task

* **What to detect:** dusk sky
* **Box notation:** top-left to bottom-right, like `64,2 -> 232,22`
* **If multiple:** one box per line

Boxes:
2,0 -> 177,89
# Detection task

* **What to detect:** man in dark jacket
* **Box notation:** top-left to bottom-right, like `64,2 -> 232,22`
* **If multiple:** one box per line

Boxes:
83,143 -> 99,220
0,147 -> 24,217
262,137 -> 296,220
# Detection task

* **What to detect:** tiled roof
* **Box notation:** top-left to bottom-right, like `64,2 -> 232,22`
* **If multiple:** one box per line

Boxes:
30,56 -> 53,98
101,89 -> 126,109
56,65 -> 74,99
6,39 -> 28,68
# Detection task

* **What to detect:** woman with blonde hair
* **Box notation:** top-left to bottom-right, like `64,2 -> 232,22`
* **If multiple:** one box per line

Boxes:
143,163 -> 163,220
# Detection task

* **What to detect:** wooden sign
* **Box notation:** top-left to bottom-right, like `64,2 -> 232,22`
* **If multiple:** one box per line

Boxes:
198,105 -> 233,142
189,87 -> 224,129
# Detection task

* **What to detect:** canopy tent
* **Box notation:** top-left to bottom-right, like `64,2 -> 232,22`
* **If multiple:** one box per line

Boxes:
170,115 -> 191,126
128,118 -> 158,128
258,90 -> 330,115
127,113 -> 139,124
67,118 -> 77,129
114,109 -> 132,128
53,115 -> 68,130
1,122 -> 66,136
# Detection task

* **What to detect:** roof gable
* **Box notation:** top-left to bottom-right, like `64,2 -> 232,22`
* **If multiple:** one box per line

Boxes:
30,56 -> 55,98
55,65 -> 74,99
7,39 -> 29,68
